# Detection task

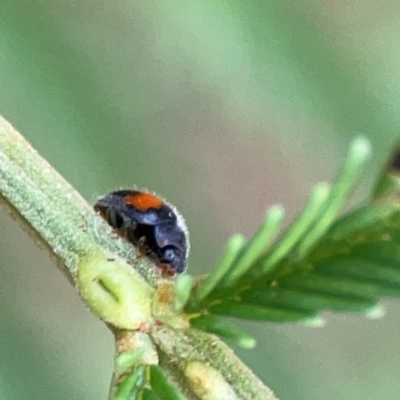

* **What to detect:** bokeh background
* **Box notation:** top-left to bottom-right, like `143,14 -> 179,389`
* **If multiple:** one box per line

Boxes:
1,1 -> 400,399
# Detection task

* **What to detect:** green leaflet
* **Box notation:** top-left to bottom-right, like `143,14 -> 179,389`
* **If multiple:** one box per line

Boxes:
223,205 -> 285,285
149,365 -> 188,400
352,241 -> 400,268
294,136 -> 371,259
209,302 -> 316,322
190,315 -> 256,349
112,365 -> 146,400
185,139 -> 400,332
327,204 -> 399,241
261,182 -> 330,274
141,388 -> 160,400
195,233 -> 246,303
115,348 -> 147,376
279,272 -> 397,299
174,274 -> 194,311
315,256 -> 400,288
240,287 -> 375,313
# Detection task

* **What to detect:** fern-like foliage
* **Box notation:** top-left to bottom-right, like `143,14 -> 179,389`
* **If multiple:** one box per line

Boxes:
185,137 -> 400,347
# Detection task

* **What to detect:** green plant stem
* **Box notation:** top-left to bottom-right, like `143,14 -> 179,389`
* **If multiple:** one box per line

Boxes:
152,325 -> 278,400
0,114 -> 158,284
0,115 -> 277,400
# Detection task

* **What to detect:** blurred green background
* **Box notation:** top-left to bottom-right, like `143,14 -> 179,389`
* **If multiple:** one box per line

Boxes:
1,1 -> 400,399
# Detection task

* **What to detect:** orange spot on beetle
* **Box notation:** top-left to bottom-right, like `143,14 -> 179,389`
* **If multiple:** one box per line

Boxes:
124,192 -> 164,211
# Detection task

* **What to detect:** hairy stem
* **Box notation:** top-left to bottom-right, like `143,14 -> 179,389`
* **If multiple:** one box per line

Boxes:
0,114 -> 277,400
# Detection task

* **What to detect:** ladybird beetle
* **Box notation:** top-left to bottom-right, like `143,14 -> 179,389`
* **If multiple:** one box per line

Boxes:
94,190 -> 189,276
